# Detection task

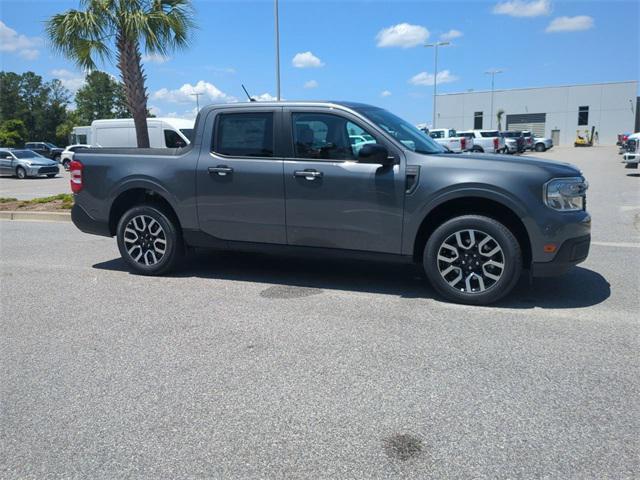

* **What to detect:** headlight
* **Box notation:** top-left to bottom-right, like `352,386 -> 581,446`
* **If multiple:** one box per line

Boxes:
544,177 -> 588,211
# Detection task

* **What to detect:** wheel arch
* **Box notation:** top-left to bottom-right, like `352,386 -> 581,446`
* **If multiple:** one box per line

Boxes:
108,187 -> 182,236
412,195 -> 532,268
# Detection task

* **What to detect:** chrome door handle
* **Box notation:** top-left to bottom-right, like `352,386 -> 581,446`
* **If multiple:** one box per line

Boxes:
209,165 -> 233,176
293,169 -> 323,180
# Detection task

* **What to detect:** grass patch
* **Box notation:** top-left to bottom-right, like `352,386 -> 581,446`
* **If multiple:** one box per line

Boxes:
0,193 -> 73,211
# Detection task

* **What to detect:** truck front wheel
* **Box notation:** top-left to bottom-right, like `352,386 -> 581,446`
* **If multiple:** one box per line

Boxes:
116,205 -> 182,275
423,215 -> 522,305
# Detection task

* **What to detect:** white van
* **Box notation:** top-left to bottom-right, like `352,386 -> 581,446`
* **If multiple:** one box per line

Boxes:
70,125 -> 92,145
90,118 -> 194,148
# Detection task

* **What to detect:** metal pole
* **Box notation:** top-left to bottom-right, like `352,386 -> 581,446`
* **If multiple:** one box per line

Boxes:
190,93 -> 202,112
274,0 -> 281,101
425,42 -> 449,129
433,44 -> 438,128
485,69 -> 502,129
489,73 -> 494,129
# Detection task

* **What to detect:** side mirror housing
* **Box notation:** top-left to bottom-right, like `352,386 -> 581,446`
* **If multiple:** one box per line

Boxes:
358,143 -> 393,166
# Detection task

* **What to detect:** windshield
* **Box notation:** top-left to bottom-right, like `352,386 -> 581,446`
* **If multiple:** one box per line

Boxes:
502,131 -> 521,137
11,150 -> 43,159
179,129 -> 194,142
44,142 -> 58,148
480,131 -> 500,138
354,107 -> 445,154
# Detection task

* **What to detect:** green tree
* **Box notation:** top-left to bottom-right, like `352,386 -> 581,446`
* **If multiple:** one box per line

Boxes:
46,0 -> 195,148
0,71 -> 71,144
0,119 -> 28,147
75,71 -> 131,123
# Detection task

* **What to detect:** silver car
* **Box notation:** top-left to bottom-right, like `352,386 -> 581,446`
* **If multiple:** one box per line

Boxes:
0,149 -> 60,179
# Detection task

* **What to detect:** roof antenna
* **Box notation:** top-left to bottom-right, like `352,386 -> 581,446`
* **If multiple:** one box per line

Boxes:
242,84 -> 256,102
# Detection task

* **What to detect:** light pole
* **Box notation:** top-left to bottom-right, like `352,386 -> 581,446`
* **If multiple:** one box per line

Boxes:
274,0 -> 281,101
425,41 -> 449,128
485,69 -> 503,129
190,92 -> 203,112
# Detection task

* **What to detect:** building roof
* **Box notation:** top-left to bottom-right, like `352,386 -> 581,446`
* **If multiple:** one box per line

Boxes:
437,80 -> 638,97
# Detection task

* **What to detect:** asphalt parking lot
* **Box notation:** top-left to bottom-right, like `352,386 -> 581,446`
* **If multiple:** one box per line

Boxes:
0,167 -> 70,200
1,146 -> 638,479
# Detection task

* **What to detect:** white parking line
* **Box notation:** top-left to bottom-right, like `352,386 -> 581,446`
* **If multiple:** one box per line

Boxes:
592,241 -> 640,248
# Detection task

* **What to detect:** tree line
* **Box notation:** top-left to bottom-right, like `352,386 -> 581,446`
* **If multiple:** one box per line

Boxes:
0,70 -> 140,147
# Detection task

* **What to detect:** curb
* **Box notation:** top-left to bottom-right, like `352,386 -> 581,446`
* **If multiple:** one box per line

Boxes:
0,211 -> 72,222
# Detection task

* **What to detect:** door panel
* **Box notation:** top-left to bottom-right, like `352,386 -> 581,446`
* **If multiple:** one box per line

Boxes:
283,160 -> 404,253
196,109 -> 286,244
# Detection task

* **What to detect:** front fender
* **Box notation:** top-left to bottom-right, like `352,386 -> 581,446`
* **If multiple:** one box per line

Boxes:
402,183 -> 534,256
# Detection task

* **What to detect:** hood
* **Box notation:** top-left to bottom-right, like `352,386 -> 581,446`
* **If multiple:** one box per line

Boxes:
26,157 -> 57,165
417,151 -> 581,177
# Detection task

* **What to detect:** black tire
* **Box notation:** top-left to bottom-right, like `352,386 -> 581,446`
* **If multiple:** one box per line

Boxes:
116,204 -> 182,276
472,146 -> 484,153
423,215 -> 522,305
47,174 -> 56,178
16,166 -> 27,179
62,159 -> 71,170
535,143 -> 546,152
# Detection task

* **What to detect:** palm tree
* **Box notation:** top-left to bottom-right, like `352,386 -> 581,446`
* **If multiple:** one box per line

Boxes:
46,0 -> 194,148
496,109 -> 505,131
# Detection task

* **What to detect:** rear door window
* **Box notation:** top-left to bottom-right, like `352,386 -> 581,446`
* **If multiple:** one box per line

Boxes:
213,112 -> 274,157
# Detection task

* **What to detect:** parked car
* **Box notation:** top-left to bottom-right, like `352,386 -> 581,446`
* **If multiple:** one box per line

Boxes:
533,136 -> 553,152
90,118 -> 193,148
0,148 -> 60,179
500,131 -> 526,154
24,142 -> 64,162
457,130 -> 506,153
622,136 -> 639,169
70,101 -> 590,306
60,144 -> 92,170
428,128 -> 473,153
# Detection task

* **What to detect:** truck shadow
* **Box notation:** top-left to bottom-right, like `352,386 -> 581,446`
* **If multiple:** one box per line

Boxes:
93,250 -> 610,310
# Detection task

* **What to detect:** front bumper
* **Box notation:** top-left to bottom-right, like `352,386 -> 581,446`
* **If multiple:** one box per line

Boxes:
27,165 -> 59,176
531,234 -> 591,277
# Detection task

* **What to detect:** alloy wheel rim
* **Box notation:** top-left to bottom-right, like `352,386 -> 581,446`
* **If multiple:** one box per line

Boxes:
437,229 -> 505,294
123,215 -> 167,266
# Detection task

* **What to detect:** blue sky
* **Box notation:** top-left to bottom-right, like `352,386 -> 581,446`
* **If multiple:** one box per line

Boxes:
1,0 -> 638,124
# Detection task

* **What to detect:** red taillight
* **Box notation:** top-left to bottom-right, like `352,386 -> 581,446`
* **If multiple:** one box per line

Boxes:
493,137 -> 499,150
70,160 -> 83,193
460,138 -> 466,150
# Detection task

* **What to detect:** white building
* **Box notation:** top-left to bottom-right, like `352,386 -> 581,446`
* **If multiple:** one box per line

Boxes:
435,81 -> 639,146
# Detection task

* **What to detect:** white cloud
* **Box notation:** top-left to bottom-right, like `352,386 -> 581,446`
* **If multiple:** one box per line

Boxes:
440,29 -> 463,42
304,80 -> 319,89
376,23 -> 429,48
545,15 -> 594,32
292,51 -> 324,68
152,80 -> 235,104
166,107 -> 198,120
492,0 -> 551,17
51,69 -> 86,92
0,21 -> 41,59
253,93 -> 278,102
205,66 -> 237,75
149,105 -> 162,116
142,53 -> 171,64
409,70 -> 459,86
380,90 -> 392,97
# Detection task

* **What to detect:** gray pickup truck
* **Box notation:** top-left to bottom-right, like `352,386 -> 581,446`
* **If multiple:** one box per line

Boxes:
71,101 -> 591,305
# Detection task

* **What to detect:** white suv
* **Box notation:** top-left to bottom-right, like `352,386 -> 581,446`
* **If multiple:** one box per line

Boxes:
60,144 -> 91,170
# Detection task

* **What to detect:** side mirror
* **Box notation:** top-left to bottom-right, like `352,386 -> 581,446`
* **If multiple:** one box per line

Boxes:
358,143 -> 393,166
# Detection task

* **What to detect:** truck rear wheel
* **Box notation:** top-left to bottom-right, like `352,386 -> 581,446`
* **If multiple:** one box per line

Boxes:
423,215 -> 522,305
116,205 -> 182,276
